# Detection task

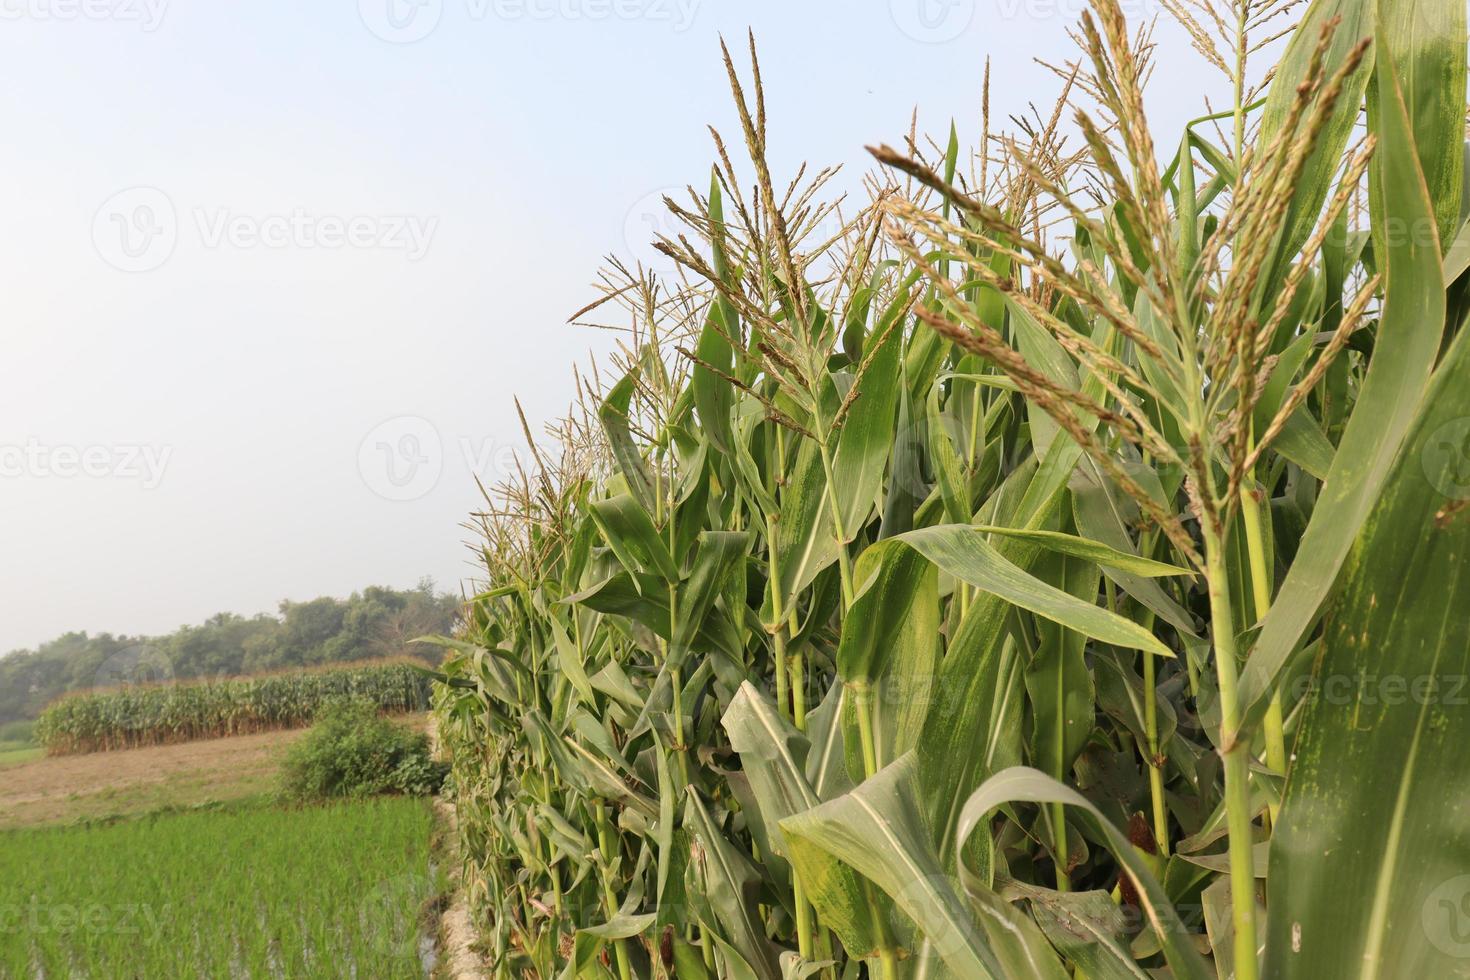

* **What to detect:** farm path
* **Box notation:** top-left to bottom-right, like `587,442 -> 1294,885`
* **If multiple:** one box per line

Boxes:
427,714 -> 489,980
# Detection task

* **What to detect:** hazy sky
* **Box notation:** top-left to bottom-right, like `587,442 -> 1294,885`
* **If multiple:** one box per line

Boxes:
0,0 -> 1216,653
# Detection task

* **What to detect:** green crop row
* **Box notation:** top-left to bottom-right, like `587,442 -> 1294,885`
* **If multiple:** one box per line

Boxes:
34,660 -> 431,755
432,4 -> 1470,978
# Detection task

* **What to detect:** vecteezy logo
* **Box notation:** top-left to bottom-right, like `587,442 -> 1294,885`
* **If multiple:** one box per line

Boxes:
92,187 -> 177,272
359,873 -> 436,954
94,644 -> 174,729
890,0 -> 975,42
623,186 -> 686,276
1423,418 -> 1470,501
359,0 -> 442,42
358,416 -> 443,501
95,643 -> 173,691
1424,875 -> 1470,959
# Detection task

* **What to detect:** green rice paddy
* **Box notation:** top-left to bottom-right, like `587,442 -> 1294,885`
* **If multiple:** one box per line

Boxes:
0,796 -> 442,978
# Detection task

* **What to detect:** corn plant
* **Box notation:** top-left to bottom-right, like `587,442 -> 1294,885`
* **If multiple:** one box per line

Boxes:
432,2 -> 1470,976
34,659 -> 432,754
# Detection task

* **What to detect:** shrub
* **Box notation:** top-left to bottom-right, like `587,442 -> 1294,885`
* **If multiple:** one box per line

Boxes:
278,697 -> 446,803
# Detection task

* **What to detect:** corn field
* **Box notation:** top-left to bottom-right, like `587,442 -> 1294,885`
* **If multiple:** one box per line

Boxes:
35,660 -> 432,755
432,0 -> 1470,976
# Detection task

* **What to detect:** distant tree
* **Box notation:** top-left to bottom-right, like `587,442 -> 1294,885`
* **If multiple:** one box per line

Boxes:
0,583 -> 457,724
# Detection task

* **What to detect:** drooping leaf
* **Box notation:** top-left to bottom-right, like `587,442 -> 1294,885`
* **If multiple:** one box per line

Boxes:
893,524 -> 1174,657
781,754 -> 1014,979
1266,271 -> 1470,979
722,683 -> 878,958
685,792 -> 783,980
589,493 -> 680,584
957,767 -> 1214,980
1018,886 -> 1152,980
600,369 -> 657,511
1240,51 -> 1447,727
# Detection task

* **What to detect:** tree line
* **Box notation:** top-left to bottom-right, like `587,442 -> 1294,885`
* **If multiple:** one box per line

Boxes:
0,580 -> 458,724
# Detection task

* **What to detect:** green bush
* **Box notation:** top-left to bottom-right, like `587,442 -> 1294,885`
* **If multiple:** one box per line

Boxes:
278,698 -> 445,803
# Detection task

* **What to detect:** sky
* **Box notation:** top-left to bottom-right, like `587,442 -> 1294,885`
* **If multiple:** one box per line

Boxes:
0,0 -> 1219,654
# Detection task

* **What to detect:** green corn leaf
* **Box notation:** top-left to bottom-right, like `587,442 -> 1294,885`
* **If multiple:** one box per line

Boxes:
1265,256 -> 1470,979
558,913 -> 658,980
548,614 -> 599,709
1257,0 -> 1376,274
834,540 -> 937,690
780,753 -> 1013,979
892,524 -> 1173,657
927,381 -> 972,526
599,370 -> 657,511
1239,48 -> 1447,728
1069,464 -> 1200,637
565,570 -> 741,661
685,792 -> 783,980
958,767 -> 1214,980
836,540 -> 940,777
829,293 -> 906,539
967,524 -> 1192,578
1014,885 -> 1152,980
804,679 -> 854,801
1024,553 -> 1098,783
916,441 -> 1074,875
1371,0 -> 1466,247
722,683 -> 878,956
693,172 -> 739,454
589,493 -> 680,584
669,530 -> 750,669
775,438 -> 841,611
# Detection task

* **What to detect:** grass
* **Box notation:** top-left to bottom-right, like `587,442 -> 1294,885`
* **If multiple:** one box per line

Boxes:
0,726 -> 41,768
0,796 -> 444,979
0,746 -> 42,769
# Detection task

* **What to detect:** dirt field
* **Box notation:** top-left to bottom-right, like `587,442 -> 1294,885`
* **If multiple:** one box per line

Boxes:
0,713 -> 427,829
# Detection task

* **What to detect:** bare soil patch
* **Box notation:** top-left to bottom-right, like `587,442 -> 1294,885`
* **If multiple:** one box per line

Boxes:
0,712 -> 426,829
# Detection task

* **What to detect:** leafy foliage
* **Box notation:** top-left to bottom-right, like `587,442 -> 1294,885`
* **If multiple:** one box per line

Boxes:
278,697 -> 446,802
432,5 -> 1470,979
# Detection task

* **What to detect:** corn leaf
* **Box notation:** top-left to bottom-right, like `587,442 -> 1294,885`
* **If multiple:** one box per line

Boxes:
1265,255 -> 1470,979
1239,49 -> 1447,727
